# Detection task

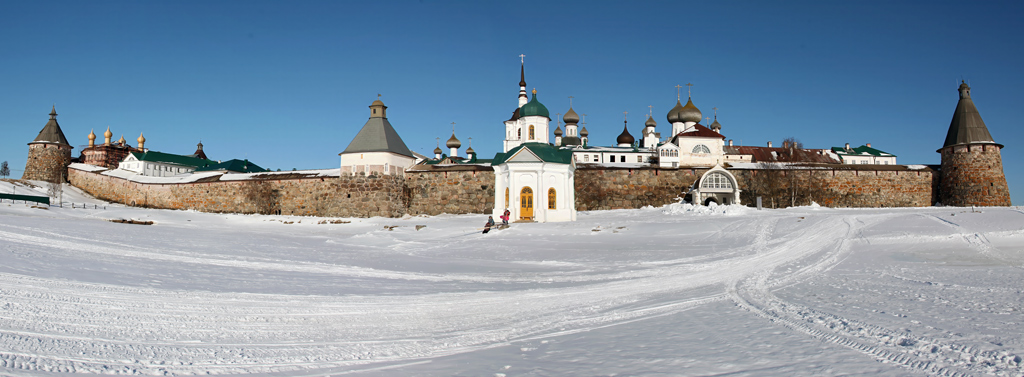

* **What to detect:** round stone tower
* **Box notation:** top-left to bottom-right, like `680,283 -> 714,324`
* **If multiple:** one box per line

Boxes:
937,82 -> 1011,206
23,106 -> 73,182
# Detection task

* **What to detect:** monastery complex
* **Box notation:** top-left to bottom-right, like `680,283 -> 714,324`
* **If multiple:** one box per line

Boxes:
21,62 -> 1011,220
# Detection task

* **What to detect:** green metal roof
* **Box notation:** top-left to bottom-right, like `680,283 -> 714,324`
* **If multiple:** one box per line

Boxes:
519,92 -> 550,119
195,159 -> 268,173
491,143 -> 573,165
130,151 -> 214,168
831,145 -> 896,157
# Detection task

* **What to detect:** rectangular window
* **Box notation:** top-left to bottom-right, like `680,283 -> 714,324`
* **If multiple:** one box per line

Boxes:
594,155 -> 599,161
584,155 -> 589,162
609,155 -> 615,162
637,156 -> 643,162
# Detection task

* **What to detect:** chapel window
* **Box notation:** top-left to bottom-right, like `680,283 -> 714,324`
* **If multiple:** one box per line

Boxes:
548,188 -> 556,209
529,125 -> 535,140
692,144 -> 711,154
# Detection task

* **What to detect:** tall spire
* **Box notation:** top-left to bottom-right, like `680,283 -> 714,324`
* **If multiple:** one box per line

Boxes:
518,54 -> 528,107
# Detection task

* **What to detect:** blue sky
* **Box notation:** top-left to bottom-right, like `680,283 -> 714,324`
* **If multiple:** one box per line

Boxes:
3,1 -> 1022,204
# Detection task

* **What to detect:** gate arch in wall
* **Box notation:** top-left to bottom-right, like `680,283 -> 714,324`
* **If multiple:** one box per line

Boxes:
692,164 -> 740,206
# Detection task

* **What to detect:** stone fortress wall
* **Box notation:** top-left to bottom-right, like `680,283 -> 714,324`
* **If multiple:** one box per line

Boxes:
69,163 -> 939,218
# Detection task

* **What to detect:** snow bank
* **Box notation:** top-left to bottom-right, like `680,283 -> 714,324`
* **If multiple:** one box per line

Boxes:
661,202 -> 752,216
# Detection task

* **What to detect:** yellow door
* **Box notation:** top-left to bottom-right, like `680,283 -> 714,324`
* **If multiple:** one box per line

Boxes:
520,187 -> 533,220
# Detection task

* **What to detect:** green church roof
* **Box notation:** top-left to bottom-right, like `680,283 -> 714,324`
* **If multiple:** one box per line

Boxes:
195,159 -> 268,173
130,151 -> 213,168
491,143 -> 573,165
519,90 -> 550,119
831,145 -> 896,157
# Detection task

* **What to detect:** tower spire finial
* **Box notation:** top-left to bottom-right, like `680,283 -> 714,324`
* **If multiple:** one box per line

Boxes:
713,107 -> 718,119
686,83 -> 693,98
624,111 -> 628,122
568,95 -> 574,107
675,85 -> 682,101
518,54 -> 526,88
648,105 -> 653,118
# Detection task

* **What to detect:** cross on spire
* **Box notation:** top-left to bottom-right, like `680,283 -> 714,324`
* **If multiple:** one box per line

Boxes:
675,85 -> 682,100
580,114 -> 587,125
623,111 -> 628,122
686,83 -> 693,98
568,95 -> 574,107
712,107 -> 718,119
556,113 -> 561,126
704,116 -> 710,124
467,137 -> 472,147
451,122 -> 456,134
519,54 -> 525,64
648,105 -> 653,117
436,137 -> 440,148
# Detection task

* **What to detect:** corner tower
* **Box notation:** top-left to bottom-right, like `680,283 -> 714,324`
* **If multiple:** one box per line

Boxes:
938,81 -> 1011,206
23,106 -> 73,181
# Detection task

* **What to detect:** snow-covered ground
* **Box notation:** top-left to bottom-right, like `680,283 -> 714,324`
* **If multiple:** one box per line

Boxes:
1,180 -> 1023,376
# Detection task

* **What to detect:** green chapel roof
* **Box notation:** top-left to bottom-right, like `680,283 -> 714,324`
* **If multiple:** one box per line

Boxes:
491,142 -> 573,165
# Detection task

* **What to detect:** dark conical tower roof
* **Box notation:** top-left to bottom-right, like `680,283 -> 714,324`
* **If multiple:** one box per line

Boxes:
341,100 -> 413,157
944,81 -> 997,148
31,106 -> 71,147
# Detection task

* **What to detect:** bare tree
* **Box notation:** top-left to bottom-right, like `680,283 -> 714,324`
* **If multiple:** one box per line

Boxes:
45,169 -> 64,207
748,162 -> 782,208
782,137 -> 803,150
0,161 -> 9,179
242,180 -> 279,215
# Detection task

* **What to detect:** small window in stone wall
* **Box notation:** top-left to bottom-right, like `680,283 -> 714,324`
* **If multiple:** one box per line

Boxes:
609,156 -> 615,162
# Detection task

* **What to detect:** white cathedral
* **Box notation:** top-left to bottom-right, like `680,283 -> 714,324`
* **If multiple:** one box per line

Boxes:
340,60 -> 744,223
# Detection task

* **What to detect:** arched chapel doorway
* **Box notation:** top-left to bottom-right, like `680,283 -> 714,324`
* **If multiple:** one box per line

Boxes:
520,187 -> 534,220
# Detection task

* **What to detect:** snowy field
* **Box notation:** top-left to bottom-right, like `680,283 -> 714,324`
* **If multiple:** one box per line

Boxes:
1,180 -> 1023,376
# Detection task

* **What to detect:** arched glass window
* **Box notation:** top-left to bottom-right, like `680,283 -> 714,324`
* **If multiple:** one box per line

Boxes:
517,128 -> 521,139
548,188 -> 556,209
529,125 -> 535,140
692,144 -> 711,154
700,172 -> 734,189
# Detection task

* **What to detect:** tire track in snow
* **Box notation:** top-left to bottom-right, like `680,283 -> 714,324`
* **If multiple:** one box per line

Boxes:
729,213 -> 1024,376
0,215 -> 837,375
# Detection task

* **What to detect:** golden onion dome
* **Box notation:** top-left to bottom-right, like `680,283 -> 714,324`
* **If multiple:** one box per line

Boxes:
446,133 -> 461,149
104,126 -> 113,138
137,132 -> 146,143
678,98 -> 702,123
88,129 -> 96,141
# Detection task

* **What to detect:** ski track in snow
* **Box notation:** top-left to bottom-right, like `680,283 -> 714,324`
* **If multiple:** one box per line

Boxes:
0,202 -> 1022,375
